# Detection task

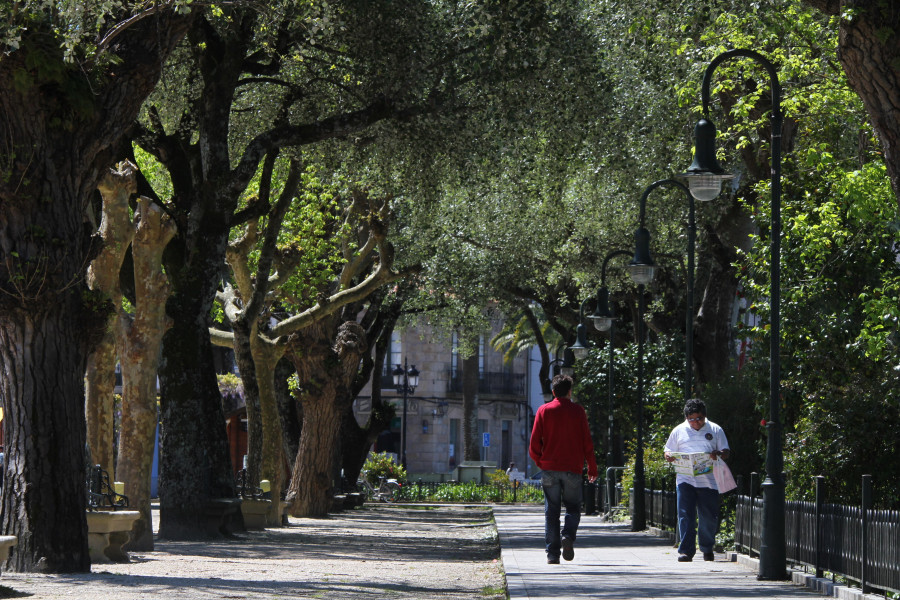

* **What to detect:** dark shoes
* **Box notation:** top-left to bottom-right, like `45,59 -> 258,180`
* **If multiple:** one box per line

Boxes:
677,554 -> 693,562
548,556 -> 560,564
703,552 -> 715,562
562,537 -> 575,561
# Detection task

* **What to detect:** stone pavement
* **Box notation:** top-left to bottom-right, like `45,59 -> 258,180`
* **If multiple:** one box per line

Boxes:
494,505 -> 823,600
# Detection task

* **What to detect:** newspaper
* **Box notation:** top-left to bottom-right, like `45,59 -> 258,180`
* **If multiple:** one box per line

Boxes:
670,452 -> 714,477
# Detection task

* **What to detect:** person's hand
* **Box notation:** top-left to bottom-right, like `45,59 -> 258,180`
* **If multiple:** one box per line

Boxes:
664,453 -> 675,463
588,475 -> 597,483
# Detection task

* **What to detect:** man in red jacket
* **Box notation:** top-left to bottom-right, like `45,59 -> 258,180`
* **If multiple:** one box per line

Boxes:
529,374 -> 598,564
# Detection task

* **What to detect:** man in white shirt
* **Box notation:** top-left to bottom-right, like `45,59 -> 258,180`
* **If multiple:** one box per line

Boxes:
664,398 -> 730,562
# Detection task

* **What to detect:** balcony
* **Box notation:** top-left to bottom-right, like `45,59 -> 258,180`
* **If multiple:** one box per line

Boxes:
447,371 -> 525,396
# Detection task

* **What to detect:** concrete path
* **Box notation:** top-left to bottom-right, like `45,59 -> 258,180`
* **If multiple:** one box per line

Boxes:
494,505 -> 822,600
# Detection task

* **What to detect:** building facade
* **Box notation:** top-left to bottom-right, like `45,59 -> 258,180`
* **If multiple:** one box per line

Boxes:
354,322 -> 542,477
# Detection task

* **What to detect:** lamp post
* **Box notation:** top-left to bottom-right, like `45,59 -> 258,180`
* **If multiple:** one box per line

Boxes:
680,49 -> 786,580
392,359 -> 420,469
634,179 -> 697,401
624,224 -> 657,532
590,249 -> 632,514
541,350 -> 575,403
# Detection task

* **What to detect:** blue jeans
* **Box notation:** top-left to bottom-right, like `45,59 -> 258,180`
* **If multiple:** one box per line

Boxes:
676,482 -> 719,556
541,470 -> 583,558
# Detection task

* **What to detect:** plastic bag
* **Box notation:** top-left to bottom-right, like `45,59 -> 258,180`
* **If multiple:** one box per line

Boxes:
714,460 -> 737,493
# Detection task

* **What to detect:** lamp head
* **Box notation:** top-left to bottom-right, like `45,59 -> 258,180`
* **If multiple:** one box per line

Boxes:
627,227 -> 656,286
392,363 -> 403,387
569,322 -> 590,360
679,117 -> 734,201
589,287 -> 614,331
561,348 -> 576,377
407,365 -> 420,390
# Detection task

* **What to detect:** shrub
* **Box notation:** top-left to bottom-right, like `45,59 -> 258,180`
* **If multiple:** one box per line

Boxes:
362,452 -> 407,485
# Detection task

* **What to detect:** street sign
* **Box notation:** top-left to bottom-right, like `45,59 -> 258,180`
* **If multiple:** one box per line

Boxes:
483,432 -> 490,447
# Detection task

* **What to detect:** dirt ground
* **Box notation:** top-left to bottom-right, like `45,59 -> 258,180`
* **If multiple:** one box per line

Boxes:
0,505 -> 506,600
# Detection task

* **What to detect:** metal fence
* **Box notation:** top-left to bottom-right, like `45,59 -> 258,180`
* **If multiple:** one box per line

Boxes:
736,474 -> 900,595
646,484 -> 677,531
645,473 -> 899,596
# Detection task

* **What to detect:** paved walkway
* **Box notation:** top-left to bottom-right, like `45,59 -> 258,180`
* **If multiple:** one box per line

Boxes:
494,505 -> 822,600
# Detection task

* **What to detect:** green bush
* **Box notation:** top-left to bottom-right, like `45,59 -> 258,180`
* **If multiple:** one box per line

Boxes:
397,480 -> 544,503
362,451 -> 407,485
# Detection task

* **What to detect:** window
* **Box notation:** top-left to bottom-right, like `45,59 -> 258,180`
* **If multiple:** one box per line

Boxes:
478,335 -> 485,378
450,331 -> 459,378
383,331 -> 402,375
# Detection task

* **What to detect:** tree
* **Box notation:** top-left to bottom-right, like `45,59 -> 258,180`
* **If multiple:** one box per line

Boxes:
85,164 -> 139,476
0,4 -> 193,572
804,0 -> 900,209
85,161 -> 175,551
134,0 -> 609,529
212,179 -> 407,518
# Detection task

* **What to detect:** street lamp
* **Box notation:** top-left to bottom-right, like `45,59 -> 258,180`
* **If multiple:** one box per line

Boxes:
568,298 -> 593,360
542,350 -> 575,402
626,224 -> 655,532
681,48 -> 786,580
590,249 -> 632,514
634,179 -> 697,401
392,359 -> 420,469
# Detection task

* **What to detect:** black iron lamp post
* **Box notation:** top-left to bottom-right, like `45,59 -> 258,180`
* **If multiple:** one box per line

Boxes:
542,350 -> 576,403
568,298 -> 594,361
634,179 -> 697,402
590,249 -> 632,514
625,224 -> 656,532
681,49 -> 786,580
392,359 -> 420,469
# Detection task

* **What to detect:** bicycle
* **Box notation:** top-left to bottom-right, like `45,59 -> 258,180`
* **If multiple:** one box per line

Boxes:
357,472 -> 402,502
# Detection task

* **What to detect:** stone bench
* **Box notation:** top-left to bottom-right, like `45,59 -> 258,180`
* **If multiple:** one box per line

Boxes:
205,498 -> 242,537
239,498 -> 271,529
0,535 -> 17,561
85,510 -> 140,563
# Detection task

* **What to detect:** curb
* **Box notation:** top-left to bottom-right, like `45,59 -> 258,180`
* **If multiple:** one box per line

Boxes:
730,553 -> 884,600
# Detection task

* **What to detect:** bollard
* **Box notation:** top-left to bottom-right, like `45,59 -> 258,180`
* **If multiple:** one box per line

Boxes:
607,470 -> 615,514
584,480 -> 595,515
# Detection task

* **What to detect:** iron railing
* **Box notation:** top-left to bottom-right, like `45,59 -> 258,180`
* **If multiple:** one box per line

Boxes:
644,473 -> 899,595
446,371 -> 526,396
736,474 -> 899,595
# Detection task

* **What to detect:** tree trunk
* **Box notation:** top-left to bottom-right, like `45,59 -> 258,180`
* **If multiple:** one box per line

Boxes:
462,343 -> 480,462
0,10 -> 191,572
275,357 -> 302,467
84,330 -> 118,475
0,308 -> 92,572
231,319 -> 264,489
341,313 -> 396,485
254,343 -> 287,525
287,321 -> 366,517
158,288 -> 235,538
85,161 -> 140,476
693,221 -> 746,387
117,196 -> 175,551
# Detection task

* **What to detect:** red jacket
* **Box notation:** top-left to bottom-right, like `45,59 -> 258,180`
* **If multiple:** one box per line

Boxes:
529,396 -> 598,479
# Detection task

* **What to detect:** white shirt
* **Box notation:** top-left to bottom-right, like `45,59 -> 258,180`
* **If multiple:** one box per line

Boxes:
665,419 -> 729,490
